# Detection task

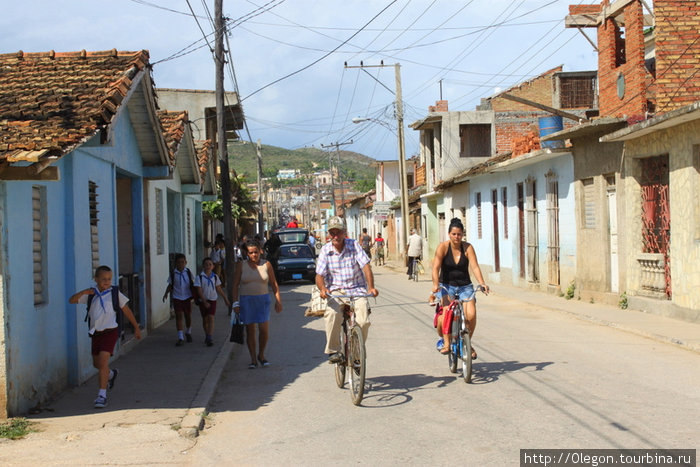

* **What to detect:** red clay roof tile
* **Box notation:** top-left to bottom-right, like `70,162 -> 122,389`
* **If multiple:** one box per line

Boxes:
157,110 -> 188,165
0,49 -> 151,162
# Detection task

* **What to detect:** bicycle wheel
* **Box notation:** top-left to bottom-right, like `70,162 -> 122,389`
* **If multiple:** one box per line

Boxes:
334,328 -> 346,388
348,325 -> 366,405
460,314 -> 473,383
448,303 -> 460,374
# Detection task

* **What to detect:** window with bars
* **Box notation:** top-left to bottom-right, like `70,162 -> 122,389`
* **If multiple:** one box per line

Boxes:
186,208 -> 192,256
32,186 -> 47,306
582,178 -> 595,229
560,75 -> 597,109
89,182 -> 100,273
476,192 -> 482,239
155,188 -> 164,255
502,187 -> 508,239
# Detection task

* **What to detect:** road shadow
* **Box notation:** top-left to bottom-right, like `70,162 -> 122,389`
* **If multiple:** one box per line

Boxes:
358,373 -> 455,408
469,360 -> 554,385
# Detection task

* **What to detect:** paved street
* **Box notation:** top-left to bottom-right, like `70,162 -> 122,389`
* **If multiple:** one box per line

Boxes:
190,267 -> 700,466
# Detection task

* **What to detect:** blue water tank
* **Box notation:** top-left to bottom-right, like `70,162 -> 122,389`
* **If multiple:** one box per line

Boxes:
538,116 -> 564,149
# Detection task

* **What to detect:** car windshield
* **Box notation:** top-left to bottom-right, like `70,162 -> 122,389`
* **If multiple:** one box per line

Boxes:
279,245 -> 314,258
277,230 -> 308,244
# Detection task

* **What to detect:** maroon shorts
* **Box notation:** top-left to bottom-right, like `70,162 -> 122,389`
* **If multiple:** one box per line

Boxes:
199,299 -> 217,317
91,328 -> 119,356
173,298 -> 192,314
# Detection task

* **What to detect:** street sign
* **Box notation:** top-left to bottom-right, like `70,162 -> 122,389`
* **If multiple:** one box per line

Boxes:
373,201 -> 391,216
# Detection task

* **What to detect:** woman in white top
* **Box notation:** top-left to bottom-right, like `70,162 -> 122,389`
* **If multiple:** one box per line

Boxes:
232,239 -> 283,369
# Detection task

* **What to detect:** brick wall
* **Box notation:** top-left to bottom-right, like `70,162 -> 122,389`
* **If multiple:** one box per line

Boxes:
490,66 -> 562,112
654,0 -> 700,113
596,0 -> 649,117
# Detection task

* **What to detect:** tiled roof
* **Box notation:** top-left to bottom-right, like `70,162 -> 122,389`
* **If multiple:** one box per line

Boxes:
0,49 -> 150,162
194,139 -> 213,183
157,110 -> 188,165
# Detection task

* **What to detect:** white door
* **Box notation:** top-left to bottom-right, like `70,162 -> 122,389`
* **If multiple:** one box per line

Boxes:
607,183 -> 619,293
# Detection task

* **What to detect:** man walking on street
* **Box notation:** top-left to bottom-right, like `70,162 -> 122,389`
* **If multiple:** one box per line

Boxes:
406,228 -> 423,279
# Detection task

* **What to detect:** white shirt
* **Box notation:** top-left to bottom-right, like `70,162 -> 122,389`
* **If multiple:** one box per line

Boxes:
407,233 -> 423,257
211,248 -> 225,264
194,271 -> 221,301
167,268 -> 193,300
78,287 -> 129,334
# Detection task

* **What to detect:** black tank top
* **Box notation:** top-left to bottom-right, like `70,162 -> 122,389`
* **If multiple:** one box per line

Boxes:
439,242 -> 472,286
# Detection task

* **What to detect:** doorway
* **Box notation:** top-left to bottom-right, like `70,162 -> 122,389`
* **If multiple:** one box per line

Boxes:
526,179 -> 539,283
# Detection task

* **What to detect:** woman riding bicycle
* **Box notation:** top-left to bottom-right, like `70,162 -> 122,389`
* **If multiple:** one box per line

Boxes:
430,218 -> 489,359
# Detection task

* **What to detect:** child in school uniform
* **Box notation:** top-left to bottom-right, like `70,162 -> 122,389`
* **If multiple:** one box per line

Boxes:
194,257 -> 231,347
162,253 -> 197,347
69,265 -> 141,409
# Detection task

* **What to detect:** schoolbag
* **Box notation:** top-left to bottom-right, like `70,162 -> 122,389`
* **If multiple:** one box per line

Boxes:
85,286 -> 123,336
169,267 -> 200,304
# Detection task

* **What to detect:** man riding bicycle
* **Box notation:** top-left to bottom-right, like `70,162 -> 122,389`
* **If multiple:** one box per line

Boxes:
315,216 -> 379,364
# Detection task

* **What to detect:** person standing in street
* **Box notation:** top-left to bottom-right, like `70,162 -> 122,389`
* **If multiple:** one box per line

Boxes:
406,228 -> 423,279
315,217 -> 379,364
360,228 -> 373,261
232,239 -> 283,369
374,232 -> 386,266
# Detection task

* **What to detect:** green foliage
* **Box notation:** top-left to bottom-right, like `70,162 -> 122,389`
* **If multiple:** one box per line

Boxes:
0,418 -> 33,439
564,280 -> 575,300
202,176 -> 258,221
619,291 -> 628,309
227,142 -> 376,185
354,178 -> 375,193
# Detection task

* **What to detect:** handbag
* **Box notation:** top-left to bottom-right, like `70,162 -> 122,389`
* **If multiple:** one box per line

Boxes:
229,312 -> 245,344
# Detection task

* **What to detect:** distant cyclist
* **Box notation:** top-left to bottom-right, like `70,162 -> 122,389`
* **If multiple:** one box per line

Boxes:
316,217 -> 379,364
430,218 -> 489,359
405,228 -> 423,279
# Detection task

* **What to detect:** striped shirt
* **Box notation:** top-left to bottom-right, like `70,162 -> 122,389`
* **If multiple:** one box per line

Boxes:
315,238 -> 370,296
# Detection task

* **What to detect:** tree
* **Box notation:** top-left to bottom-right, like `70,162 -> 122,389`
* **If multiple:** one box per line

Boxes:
203,174 -> 258,221
355,178 -> 374,193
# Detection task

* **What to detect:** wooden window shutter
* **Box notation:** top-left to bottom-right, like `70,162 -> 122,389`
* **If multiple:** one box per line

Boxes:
89,182 -> 100,272
32,186 -> 46,305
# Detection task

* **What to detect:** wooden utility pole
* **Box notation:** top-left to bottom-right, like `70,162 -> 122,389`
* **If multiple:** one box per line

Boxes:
256,139 -> 264,235
215,0 -> 233,299
345,62 -> 410,256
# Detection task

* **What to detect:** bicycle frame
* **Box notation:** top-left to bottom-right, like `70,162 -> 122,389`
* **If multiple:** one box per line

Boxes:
327,293 -> 373,405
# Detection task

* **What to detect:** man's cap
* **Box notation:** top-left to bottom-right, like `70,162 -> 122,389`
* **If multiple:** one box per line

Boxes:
327,216 -> 346,231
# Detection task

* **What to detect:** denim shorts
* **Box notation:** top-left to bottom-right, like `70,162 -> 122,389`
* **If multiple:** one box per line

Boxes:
435,283 -> 476,302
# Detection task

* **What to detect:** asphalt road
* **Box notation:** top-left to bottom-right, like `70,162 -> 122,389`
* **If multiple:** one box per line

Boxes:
190,267 -> 700,466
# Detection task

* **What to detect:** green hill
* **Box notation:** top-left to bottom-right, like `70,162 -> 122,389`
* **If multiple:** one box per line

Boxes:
227,142 -> 376,187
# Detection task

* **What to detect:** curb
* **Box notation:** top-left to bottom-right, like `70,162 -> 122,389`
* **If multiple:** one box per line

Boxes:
178,340 -> 235,438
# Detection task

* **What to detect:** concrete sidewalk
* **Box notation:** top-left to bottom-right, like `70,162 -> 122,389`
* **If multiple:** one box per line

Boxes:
23,297 -> 236,438
382,259 -> 700,354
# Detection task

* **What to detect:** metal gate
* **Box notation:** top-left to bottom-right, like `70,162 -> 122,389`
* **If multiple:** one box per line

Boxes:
526,179 -> 539,283
640,155 -> 671,299
546,173 -> 560,286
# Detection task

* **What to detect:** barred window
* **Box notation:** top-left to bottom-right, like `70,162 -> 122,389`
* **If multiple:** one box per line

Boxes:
32,186 -> 47,306
89,181 -> 100,273
186,207 -> 192,256
582,178 -> 595,229
476,192 -> 482,239
155,188 -> 164,255
502,187 -> 508,239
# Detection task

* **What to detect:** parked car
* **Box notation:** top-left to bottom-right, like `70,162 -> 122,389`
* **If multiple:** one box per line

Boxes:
274,243 -> 316,283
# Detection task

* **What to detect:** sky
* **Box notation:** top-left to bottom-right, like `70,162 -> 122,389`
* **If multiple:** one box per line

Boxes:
2,0 -> 600,161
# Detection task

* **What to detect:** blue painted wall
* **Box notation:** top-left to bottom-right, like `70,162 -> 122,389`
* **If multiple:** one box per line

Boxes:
0,110 -> 148,415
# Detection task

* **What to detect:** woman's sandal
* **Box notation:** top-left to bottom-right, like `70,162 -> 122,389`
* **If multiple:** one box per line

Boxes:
440,345 -> 451,355
258,356 -> 270,367
248,362 -> 258,369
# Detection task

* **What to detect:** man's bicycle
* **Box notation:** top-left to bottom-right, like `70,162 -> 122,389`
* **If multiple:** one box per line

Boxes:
432,285 -> 485,383
409,257 -> 424,281
328,293 -> 372,405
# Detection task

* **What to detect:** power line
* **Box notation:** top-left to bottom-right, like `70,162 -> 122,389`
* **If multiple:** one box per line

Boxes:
242,0 -> 399,101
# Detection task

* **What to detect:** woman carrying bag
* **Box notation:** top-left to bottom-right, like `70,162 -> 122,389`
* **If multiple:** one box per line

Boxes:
232,239 -> 283,369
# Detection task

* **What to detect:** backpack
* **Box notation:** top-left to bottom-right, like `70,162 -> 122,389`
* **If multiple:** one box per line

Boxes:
85,286 -> 123,337
170,267 -> 200,304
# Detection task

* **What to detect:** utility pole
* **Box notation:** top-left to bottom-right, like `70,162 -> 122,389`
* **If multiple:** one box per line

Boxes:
255,139 -> 264,236
215,0 -> 234,299
321,140 -> 353,216
345,62 -> 410,257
